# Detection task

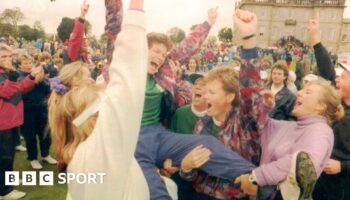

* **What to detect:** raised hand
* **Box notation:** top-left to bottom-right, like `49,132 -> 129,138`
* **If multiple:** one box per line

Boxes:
207,7 -> 218,26
308,11 -> 320,46
234,9 -> 257,37
31,64 -> 44,83
80,0 -> 90,19
181,145 -> 212,172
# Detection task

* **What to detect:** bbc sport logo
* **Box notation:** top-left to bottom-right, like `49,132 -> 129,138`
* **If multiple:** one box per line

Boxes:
5,171 -> 106,186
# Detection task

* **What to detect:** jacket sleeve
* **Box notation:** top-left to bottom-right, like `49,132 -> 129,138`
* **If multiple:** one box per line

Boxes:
0,80 -> 20,99
18,76 -> 36,94
67,18 -> 85,62
314,42 -> 336,85
70,10 -> 148,199
168,22 -> 211,66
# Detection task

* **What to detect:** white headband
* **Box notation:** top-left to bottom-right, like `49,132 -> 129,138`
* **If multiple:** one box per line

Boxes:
72,92 -> 107,127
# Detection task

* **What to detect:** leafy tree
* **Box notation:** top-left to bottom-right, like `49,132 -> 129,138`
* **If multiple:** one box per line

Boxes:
1,7 -> 24,31
18,24 -> 45,41
218,27 -> 233,44
0,23 -> 17,37
167,27 -> 185,45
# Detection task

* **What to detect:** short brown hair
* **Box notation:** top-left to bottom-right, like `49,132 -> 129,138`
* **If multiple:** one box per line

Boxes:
147,32 -> 173,51
205,66 -> 240,107
269,61 -> 289,85
38,52 -> 52,62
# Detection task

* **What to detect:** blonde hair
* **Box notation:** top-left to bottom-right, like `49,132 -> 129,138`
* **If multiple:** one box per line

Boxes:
309,79 -> 344,124
48,61 -> 102,164
147,32 -> 173,51
205,66 -> 240,107
18,54 -> 32,65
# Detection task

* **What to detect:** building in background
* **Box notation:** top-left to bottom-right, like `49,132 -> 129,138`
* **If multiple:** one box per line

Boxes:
234,0 -> 350,53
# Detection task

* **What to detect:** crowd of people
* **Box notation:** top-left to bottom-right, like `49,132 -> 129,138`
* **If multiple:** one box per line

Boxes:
0,0 -> 350,200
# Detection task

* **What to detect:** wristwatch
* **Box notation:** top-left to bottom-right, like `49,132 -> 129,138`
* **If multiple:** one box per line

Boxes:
248,172 -> 258,185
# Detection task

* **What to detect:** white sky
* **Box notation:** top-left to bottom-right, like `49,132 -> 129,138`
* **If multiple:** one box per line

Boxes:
0,0 -> 349,37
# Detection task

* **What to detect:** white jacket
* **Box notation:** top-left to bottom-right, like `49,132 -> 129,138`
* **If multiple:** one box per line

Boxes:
67,10 -> 149,200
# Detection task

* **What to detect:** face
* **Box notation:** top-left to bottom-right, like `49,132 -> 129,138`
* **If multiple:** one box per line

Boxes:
19,59 -> 32,73
188,58 -> 197,72
0,50 -> 12,69
205,80 -> 234,121
271,68 -> 287,86
191,79 -> 207,109
337,71 -> 350,99
292,84 -> 324,118
148,42 -> 167,75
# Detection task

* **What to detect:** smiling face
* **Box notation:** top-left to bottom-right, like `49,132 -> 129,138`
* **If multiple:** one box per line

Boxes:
292,84 -> 324,118
147,42 -> 168,75
188,58 -> 197,73
271,68 -> 287,86
19,58 -> 32,73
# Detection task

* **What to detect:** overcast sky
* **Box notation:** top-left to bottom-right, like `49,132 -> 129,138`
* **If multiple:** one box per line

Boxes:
0,0 -> 349,37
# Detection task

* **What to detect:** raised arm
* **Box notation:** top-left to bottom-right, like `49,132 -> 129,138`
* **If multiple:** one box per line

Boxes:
168,7 -> 218,66
67,0 -> 89,62
309,13 -> 335,84
76,1 -> 148,198
102,0 -> 123,82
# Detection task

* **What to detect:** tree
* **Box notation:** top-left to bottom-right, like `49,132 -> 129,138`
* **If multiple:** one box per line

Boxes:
57,17 -> 92,42
33,21 -> 44,31
18,24 -> 45,41
218,27 -> 233,44
206,36 -> 217,48
167,27 -> 185,45
0,23 -> 16,37
1,7 -> 24,31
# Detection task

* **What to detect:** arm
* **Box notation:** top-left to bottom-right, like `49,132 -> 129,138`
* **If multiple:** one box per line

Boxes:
67,1 -> 89,62
102,0 -> 123,82
86,7 -> 147,199
308,14 -> 335,84
168,7 -> 217,66
254,126 -> 334,186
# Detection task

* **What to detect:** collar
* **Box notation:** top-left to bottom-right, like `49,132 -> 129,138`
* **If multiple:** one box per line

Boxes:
213,117 -> 223,127
191,105 -> 207,118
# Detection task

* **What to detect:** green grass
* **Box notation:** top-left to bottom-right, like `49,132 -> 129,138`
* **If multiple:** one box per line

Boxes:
13,140 -> 67,200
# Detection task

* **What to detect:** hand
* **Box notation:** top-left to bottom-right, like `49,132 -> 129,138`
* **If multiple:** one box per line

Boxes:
169,59 -> 181,77
234,9 -> 257,37
323,159 -> 341,175
260,90 -> 275,107
160,159 -> 179,177
80,0 -> 89,18
308,11 -> 320,46
181,145 -> 212,172
31,65 -> 44,83
234,174 -> 258,196
129,0 -> 144,10
207,7 -> 218,26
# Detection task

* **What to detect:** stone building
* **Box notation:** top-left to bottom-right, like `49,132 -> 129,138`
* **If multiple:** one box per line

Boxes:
234,0 -> 350,53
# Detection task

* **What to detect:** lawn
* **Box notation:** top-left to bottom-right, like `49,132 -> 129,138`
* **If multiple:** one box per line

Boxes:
13,140 -> 67,200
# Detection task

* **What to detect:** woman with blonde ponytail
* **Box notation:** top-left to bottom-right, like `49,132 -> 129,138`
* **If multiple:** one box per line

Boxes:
48,0 -> 149,199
